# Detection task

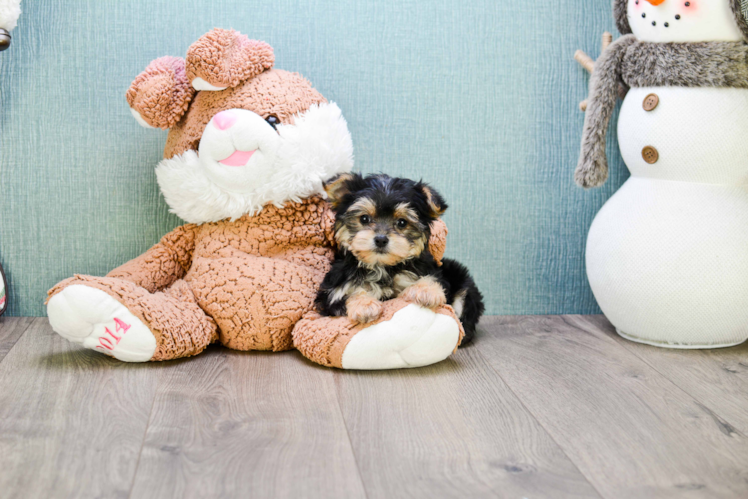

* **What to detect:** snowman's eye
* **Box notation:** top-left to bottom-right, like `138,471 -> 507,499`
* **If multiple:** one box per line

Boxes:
265,115 -> 280,130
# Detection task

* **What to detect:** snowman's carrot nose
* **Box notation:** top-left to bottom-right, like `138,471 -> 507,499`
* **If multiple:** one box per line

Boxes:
644,0 -> 667,5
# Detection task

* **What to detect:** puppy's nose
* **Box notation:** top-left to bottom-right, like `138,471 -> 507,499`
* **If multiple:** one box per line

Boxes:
374,235 -> 389,248
212,110 -> 237,131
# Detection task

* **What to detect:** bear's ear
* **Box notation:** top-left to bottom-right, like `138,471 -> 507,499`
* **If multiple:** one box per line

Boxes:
186,28 -> 274,91
126,56 -> 195,130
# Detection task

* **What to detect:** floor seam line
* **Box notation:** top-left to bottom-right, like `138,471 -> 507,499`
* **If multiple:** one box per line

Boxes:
127,375 -> 160,499
331,370 -> 370,499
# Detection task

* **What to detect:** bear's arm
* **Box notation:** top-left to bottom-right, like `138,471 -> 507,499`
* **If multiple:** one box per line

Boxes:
106,224 -> 198,293
429,219 -> 448,266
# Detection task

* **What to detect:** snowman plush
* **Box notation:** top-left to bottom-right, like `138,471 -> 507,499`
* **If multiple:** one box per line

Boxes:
577,0 -> 748,347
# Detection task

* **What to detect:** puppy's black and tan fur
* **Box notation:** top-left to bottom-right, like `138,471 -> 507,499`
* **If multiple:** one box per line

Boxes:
316,173 -> 485,344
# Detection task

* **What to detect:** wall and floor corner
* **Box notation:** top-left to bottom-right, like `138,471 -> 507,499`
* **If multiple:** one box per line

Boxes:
0,0 -> 627,317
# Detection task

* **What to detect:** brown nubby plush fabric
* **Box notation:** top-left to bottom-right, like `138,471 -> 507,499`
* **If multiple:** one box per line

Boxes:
125,28 -> 326,159
107,224 -> 198,292
164,69 -> 326,158
49,198 -> 335,355
428,219 -> 448,267
126,56 -> 196,130
293,298 -> 465,369
186,28 -> 275,90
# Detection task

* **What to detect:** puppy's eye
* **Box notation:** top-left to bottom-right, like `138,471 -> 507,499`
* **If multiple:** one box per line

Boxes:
265,115 -> 280,130
360,215 -> 371,224
396,219 -> 408,229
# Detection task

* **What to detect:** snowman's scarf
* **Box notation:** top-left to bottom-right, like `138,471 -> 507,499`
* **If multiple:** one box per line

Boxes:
622,40 -> 748,88
576,35 -> 748,188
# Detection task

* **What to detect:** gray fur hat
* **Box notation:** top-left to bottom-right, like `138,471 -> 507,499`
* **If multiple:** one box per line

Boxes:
613,0 -> 748,41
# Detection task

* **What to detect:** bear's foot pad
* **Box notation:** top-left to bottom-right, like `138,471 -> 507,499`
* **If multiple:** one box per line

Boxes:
341,304 -> 460,370
48,285 -> 156,362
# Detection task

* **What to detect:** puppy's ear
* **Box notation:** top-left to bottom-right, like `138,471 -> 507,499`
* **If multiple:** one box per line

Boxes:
418,183 -> 448,218
324,173 -> 358,208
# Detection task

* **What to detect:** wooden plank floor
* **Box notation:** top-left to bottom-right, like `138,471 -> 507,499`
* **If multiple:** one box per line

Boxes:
0,316 -> 747,499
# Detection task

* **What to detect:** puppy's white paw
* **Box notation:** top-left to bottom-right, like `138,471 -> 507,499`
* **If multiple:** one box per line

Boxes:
341,304 -> 460,370
47,285 -> 156,362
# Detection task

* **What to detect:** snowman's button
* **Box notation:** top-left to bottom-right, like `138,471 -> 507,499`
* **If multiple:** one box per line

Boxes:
642,146 -> 659,164
643,94 -> 659,111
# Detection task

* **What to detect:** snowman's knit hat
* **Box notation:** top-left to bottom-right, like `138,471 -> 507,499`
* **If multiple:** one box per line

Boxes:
613,0 -> 748,41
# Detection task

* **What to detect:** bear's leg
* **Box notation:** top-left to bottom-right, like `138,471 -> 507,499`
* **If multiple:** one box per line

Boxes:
292,298 -> 464,370
47,276 -> 217,362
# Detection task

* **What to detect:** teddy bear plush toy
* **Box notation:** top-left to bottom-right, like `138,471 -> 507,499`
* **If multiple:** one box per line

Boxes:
47,29 -> 464,369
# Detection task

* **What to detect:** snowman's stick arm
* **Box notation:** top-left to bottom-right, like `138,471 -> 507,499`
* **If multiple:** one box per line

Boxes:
576,34 -> 637,188
574,51 -> 596,74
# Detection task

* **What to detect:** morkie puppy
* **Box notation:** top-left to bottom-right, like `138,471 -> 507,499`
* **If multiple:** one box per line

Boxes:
316,173 -> 485,344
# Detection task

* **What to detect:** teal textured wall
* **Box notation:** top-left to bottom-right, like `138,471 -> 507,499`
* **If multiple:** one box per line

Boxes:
0,0 -> 627,317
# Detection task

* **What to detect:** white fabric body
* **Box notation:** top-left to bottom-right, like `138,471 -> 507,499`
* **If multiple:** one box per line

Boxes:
586,87 -> 748,347
0,0 -> 21,31
627,0 -> 743,43
618,87 -> 748,185
342,304 -> 460,369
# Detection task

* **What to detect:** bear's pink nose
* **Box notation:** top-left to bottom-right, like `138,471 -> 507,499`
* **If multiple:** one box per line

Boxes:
212,110 -> 237,131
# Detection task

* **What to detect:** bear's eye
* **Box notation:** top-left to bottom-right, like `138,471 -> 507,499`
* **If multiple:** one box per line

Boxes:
360,215 -> 371,225
396,219 -> 408,229
265,115 -> 280,130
